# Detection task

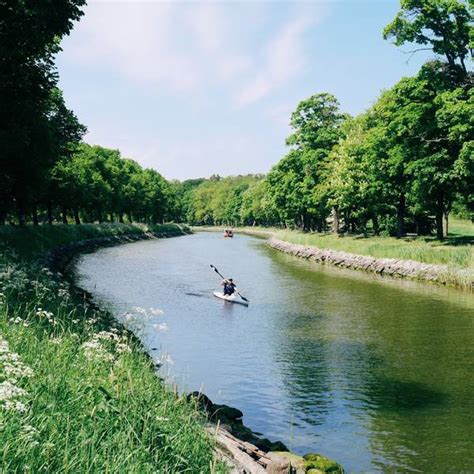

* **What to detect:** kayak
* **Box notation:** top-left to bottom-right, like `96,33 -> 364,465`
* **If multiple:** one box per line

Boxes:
213,291 -> 248,306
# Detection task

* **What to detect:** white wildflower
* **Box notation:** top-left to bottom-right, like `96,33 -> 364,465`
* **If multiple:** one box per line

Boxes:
58,288 -> 69,298
81,339 -> 114,363
22,425 -> 39,445
96,331 -> 120,341
116,343 -> 132,354
36,309 -> 55,324
49,338 -> 62,345
4,362 -> 33,378
0,339 -> 9,353
0,381 -> 27,400
3,399 -> 28,413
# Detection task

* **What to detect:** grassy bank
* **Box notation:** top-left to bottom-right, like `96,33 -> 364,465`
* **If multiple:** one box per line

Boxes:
0,223 -> 221,472
273,219 -> 473,269
195,220 -> 474,289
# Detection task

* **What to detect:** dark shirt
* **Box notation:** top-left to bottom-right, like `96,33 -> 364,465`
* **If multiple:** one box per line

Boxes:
224,282 -> 236,294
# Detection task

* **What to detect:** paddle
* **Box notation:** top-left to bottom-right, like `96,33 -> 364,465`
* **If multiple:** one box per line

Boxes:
210,264 -> 249,304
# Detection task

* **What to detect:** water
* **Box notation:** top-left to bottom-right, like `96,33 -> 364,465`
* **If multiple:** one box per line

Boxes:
76,232 -> 474,472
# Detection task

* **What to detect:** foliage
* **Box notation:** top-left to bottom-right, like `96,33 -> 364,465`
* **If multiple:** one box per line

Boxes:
0,1 -> 87,223
383,0 -> 472,73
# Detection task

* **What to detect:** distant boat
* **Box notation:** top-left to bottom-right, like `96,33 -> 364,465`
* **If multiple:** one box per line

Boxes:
223,229 -> 234,238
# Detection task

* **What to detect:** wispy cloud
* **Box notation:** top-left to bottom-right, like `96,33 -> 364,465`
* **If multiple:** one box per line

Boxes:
63,1 -> 326,103
235,15 -> 314,107
58,1 -> 330,179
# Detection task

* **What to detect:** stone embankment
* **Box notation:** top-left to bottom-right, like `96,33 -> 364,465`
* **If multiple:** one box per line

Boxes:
268,238 -> 472,288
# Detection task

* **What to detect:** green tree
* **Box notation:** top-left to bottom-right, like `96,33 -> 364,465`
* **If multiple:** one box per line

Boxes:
0,0 -> 86,224
383,0 -> 472,74
266,93 -> 348,230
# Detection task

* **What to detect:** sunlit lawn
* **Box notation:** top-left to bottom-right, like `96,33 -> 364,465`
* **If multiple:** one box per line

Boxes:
273,218 -> 473,269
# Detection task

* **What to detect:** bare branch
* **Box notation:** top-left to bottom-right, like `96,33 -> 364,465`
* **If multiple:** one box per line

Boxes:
402,47 -> 433,64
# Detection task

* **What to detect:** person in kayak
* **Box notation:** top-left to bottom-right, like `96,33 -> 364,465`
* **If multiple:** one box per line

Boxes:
222,278 -> 237,296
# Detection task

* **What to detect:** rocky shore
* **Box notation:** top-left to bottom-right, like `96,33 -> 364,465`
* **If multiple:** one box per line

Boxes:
189,392 -> 343,474
268,238 -> 472,289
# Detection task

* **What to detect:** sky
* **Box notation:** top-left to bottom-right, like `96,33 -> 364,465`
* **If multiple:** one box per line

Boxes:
56,0 -> 432,181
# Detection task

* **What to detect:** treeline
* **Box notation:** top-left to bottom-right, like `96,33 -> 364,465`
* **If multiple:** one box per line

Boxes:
1,1 -> 472,240
179,1 -> 473,240
0,1 -> 178,226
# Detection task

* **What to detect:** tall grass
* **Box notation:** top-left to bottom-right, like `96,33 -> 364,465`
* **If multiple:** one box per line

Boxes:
0,224 -> 222,472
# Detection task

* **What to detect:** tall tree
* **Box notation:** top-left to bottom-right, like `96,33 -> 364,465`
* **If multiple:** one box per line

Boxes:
0,0 -> 86,223
383,0 -> 472,74
265,93 -> 348,230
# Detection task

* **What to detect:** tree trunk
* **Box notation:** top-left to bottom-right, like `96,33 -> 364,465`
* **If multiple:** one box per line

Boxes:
32,204 -> 38,226
74,207 -> 81,225
47,203 -> 53,225
332,206 -> 340,234
396,193 -> 405,238
109,212 -> 114,222
372,214 -> 379,235
444,211 -> 449,238
0,210 -> 5,225
17,203 -> 26,227
302,213 -> 310,232
128,213 -> 133,223
97,211 -> 103,224
435,208 -> 444,241
119,212 -> 124,223
62,207 -> 68,225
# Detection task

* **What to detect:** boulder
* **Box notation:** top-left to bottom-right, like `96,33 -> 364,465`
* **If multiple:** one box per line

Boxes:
187,391 -> 213,412
268,452 -> 305,471
211,403 -> 243,421
303,453 -> 344,473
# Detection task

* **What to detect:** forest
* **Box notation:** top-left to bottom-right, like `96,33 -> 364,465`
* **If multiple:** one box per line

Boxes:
1,0 -> 472,240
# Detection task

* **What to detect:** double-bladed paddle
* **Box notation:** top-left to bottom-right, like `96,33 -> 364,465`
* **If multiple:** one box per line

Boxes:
210,264 -> 249,304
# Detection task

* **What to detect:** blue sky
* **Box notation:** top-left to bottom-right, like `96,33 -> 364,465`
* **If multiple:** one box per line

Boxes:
56,0 -> 432,181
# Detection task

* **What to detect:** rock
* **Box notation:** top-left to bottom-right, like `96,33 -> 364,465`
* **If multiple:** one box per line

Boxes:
211,403 -> 243,421
269,441 -> 290,452
266,452 -> 290,474
303,453 -> 344,473
187,391 -> 213,412
268,452 -> 305,471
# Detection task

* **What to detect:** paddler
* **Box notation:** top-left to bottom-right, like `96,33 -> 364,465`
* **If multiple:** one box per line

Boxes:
222,278 -> 237,296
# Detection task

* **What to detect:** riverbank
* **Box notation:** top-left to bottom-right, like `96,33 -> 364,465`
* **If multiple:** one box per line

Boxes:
193,224 -> 473,290
0,223 -> 223,472
1,224 -> 344,473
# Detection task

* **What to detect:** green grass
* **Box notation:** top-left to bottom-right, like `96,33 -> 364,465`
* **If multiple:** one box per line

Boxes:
0,223 -> 189,262
0,224 -> 222,472
195,220 -> 474,268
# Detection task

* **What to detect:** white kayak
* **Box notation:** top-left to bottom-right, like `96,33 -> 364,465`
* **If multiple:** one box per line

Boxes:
213,291 -> 249,307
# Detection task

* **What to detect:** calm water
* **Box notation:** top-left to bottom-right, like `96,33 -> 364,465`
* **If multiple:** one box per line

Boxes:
77,233 -> 474,472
